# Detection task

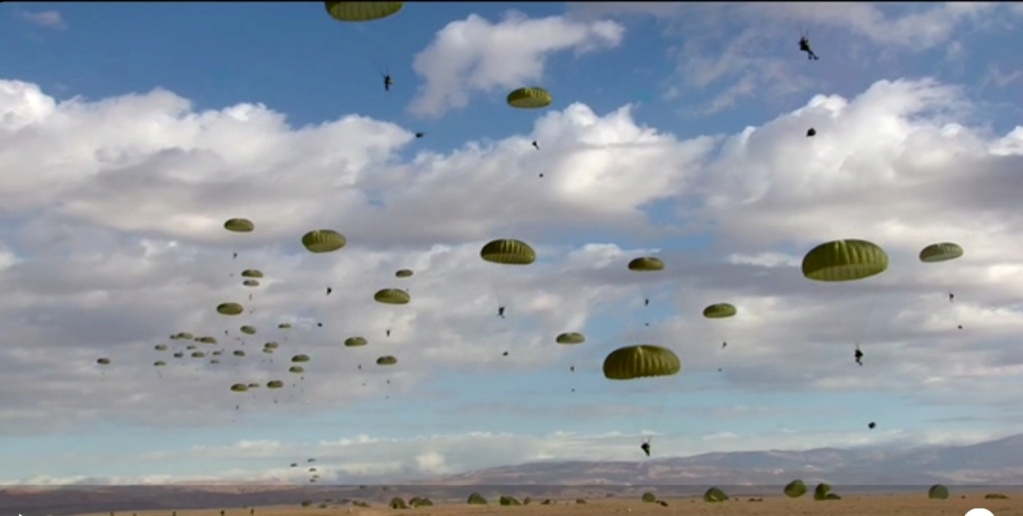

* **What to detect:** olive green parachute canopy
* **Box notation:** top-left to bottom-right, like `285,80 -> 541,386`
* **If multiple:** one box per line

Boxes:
278,323 -> 292,330
374,288 -> 411,305
376,355 -> 398,366
186,345 -> 197,350
928,484 -> 949,500
801,239 -> 888,282
290,463 -> 298,467
240,269 -> 263,278
247,382 -> 260,388
301,229 -> 346,253
233,350 -> 246,357
919,242 -> 963,263
240,325 -> 257,335
223,218 -> 254,233
783,480 -> 807,498
173,352 -> 184,358
555,332 -> 586,345
507,87 -> 552,109
264,341 -> 280,349
242,279 -> 260,287
480,239 -> 536,265
344,336 -> 368,347
628,257 -> 664,272
289,366 -> 305,373
325,1 -> 403,22
96,358 -> 111,365
703,303 -> 737,319
292,354 -> 311,363
267,380 -> 284,389
703,487 -> 728,503
211,351 -> 222,356
230,383 -> 249,392
197,336 -> 217,344
191,351 -> 206,358
395,269 -> 414,278
172,332 -> 194,340
217,302 -> 245,316
603,345 -> 681,380
154,344 -> 167,351
153,361 -> 166,367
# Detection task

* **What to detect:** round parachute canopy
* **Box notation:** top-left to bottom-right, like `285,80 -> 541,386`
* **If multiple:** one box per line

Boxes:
154,344 -> 167,351
197,336 -> 217,344
345,336 -> 368,347
242,279 -> 260,287
602,345 -> 681,380
173,332 -> 194,340
801,239 -> 888,282
248,382 -> 260,388
173,352 -> 184,358
783,480 -> 807,498
704,487 -> 728,503
480,239 -> 536,265
278,323 -> 292,330
191,351 -> 206,358
96,358 -> 111,365
185,345 -> 197,350
324,1 -> 403,22
292,354 -> 311,363
703,303 -> 737,319
263,348 -> 274,354
233,350 -> 245,357
555,332 -> 586,345
153,361 -> 166,367
628,257 -> 665,272
264,341 -> 279,349
289,366 -> 305,374
223,218 -> 254,233
230,383 -> 249,393
217,302 -> 245,316
395,269 -> 414,278
240,269 -> 263,278
928,484 -> 949,500
919,242 -> 963,263
374,288 -> 411,305
301,229 -> 346,253
376,355 -> 398,366
507,87 -> 552,109
267,380 -> 284,389
240,325 -> 257,335
211,351 -> 222,356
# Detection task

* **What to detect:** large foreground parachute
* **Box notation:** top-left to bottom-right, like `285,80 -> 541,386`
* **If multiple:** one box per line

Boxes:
603,345 -> 681,380
506,87 -> 552,109
919,242 -> 963,263
801,239 -> 888,282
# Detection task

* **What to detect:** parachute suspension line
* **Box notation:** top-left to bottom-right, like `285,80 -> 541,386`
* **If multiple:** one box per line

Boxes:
852,277 -> 885,349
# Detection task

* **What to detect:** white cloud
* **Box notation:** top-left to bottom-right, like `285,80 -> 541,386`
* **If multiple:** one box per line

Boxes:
1,75 -> 1023,482
409,12 -> 624,117
20,9 -> 67,30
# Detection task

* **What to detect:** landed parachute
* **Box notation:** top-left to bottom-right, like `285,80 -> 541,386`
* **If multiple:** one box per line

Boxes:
324,2 -> 403,22
603,345 -> 680,380
507,87 -> 552,109
801,239 -> 888,282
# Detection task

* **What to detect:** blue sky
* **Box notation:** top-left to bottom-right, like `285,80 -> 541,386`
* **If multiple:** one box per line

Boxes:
0,2 -> 1022,484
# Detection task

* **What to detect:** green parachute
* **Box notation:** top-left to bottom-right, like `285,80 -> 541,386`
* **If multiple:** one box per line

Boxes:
507,87 -> 552,109
325,2 -> 403,22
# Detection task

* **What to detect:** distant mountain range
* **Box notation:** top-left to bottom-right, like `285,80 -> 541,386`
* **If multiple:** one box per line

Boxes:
4,434 -> 1022,515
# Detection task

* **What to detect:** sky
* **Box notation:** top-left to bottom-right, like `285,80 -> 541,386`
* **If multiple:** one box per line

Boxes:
0,1 -> 1022,486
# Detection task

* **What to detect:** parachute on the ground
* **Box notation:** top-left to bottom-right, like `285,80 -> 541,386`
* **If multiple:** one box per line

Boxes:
602,345 -> 681,380
801,239 -> 888,282
302,229 -> 347,253
374,288 -> 410,305
325,2 -> 403,22
480,239 -> 536,265
703,303 -> 737,319
217,302 -> 245,316
223,218 -> 254,233
555,332 -> 586,345
919,242 -> 963,263
506,87 -> 552,109
628,257 -> 664,271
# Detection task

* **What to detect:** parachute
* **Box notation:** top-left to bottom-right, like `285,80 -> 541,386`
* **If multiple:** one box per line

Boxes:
217,302 -> 245,316
292,354 -> 311,363
344,336 -> 368,347
702,303 -> 737,319
301,229 -> 347,253
506,87 -> 552,109
374,288 -> 411,305
223,218 -> 254,233
603,345 -> 681,380
801,239 -> 888,282
376,355 -> 398,366
324,2 -> 403,23
919,242 -> 962,263
627,257 -> 664,272
96,358 -> 111,365
240,325 -> 257,335
395,269 -> 414,278
242,279 -> 260,287
480,239 -> 536,265
230,383 -> 249,393
555,332 -> 586,345
240,269 -> 263,278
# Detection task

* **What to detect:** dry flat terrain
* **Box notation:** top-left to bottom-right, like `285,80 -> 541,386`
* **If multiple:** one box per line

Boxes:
78,492 -> 1023,516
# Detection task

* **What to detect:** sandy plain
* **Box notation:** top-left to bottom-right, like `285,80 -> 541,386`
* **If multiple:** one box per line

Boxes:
78,492 -> 1023,516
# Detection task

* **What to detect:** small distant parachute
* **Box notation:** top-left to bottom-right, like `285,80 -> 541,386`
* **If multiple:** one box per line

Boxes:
233,350 -> 246,357
480,239 -> 536,265
324,2 -> 403,23
248,382 -> 260,388
374,288 -> 411,305
345,336 -> 368,347
376,355 -> 398,366
154,344 -> 167,351
602,345 -> 681,380
301,229 -> 347,253
223,218 -> 254,233
230,383 -> 249,393
172,332 -> 194,340
506,87 -> 552,109
395,269 -> 414,278
240,325 -> 257,335
217,302 -> 245,316
292,354 -> 311,363
919,242 -> 963,263
267,380 -> 285,389
153,361 -> 166,367
555,332 -> 586,345
628,257 -> 665,272
197,336 -> 217,344
264,342 -> 280,349
703,303 -> 737,319
240,269 -> 264,278
806,128 -> 816,137
801,239 -> 888,282
242,279 -> 260,287
278,323 -> 292,330
289,366 -> 305,374
96,358 -> 111,365
191,351 -> 206,358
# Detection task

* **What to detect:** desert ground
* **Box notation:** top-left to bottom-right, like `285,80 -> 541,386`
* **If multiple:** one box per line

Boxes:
76,492 -> 1023,516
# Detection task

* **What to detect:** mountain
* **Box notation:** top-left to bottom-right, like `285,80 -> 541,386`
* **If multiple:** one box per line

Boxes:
2,434 -> 1021,515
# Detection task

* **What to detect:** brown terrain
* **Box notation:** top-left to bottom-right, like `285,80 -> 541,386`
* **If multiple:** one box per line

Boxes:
73,492 -> 1023,516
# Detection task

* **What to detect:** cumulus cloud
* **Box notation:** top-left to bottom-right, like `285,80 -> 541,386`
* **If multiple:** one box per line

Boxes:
1,74 -> 1022,482
408,12 -> 624,117
20,9 -> 67,30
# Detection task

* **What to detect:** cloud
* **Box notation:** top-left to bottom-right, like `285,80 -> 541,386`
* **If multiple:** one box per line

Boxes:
20,9 -> 67,30
1,74 -> 1023,481
408,12 -> 624,117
